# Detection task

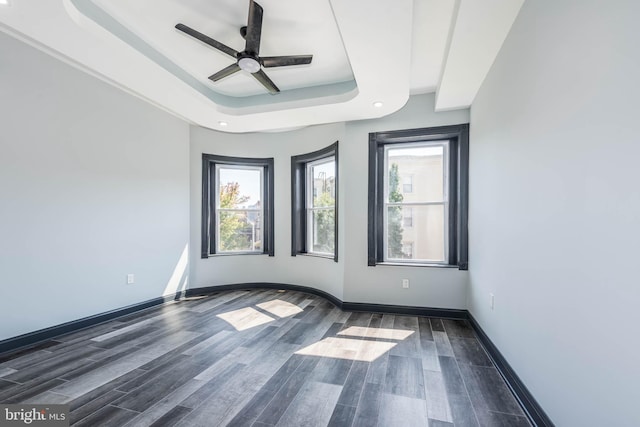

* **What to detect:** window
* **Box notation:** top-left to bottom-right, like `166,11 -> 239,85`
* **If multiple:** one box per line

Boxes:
201,154 -> 274,258
291,142 -> 338,261
368,125 -> 468,269
402,175 -> 413,193
403,207 -> 413,227
402,242 -> 414,259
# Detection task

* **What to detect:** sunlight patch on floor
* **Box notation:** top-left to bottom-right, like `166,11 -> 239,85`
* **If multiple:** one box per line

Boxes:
337,326 -> 414,340
217,307 -> 275,331
257,299 -> 303,318
295,337 -> 396,362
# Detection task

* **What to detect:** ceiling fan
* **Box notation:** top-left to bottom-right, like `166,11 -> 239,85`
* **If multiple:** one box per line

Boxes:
175,0 -> 313,94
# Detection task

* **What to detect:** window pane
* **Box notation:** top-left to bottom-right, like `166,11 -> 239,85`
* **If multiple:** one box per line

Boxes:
403,207 -> 413,227
311,160 -> 335,208
219,167 -> 262,209
387,145 -> 444,202
386,205 -> 445,262
218,210 -> 262,252
311,209 -> 335,254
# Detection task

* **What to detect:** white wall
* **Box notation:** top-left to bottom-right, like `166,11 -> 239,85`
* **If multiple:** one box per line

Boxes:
190,94 -> 470,308
0,32 -> 190,341
468,1 -> 640,426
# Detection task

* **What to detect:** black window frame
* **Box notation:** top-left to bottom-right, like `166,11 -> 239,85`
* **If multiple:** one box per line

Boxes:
368,124 -> 469,270
291,142 -> 339,262
201,153 -> 275,258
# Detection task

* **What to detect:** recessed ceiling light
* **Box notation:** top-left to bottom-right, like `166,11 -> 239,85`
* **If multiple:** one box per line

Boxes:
0,0 -> 11,6
373,101 -> 383,108
218,121 -> 228,127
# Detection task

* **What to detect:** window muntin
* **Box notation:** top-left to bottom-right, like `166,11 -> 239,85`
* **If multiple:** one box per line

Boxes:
215,165 -> 264,253
383,142 -> 449,263
306,158 -> 336,255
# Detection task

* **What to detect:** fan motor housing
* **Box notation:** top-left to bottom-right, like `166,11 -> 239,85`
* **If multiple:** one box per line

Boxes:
238,55 -> 261,73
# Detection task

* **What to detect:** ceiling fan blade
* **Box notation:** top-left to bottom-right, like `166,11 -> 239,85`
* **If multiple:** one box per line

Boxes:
261,55 -> 313,68
209,63 -> 241,82
175,23 -> 238,58
245,0 -> 263,55
252,69 -> 279,94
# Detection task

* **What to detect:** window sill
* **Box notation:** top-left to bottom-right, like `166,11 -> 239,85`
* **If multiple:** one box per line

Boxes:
294,253 -> 337,262
204,252 -> 269,258
373,262 -> 460,269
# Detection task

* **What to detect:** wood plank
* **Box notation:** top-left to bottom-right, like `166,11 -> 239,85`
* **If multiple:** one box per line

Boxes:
121,379 -> 206,427
439,356 -> 479,427
430,318 -> 446,332
336,360 -> 369,407
449,337 -> 493,367
310,356 -> 353,385
70,389 -> 125,425
433,331 -> 454,357
378,393 -> 428,427
424,369 -> 453,423
148,406 -> 192,427
275,381 -> 342,427
174,371 -> 268,427
51,331 -> 201,399
0,378 -> 66,404
351,382 -> 382,427
0,367 -> 18,378
327,404 -> 356,427
181,363 -> 246,409
253,356 -> 321,425
458,364 -> 525,416
384,355 -> 425,399
112,359 -> 213,413
187,290 -> 249,313
429,419 -> 455,427
418,316 -> 434,341
74,404 -> 139,427
390,316 -> 421,358
442,319 -> 476,338
475,409 -> 531,426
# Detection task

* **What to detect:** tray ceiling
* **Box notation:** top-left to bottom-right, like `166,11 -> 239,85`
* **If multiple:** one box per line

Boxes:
0,0 -> 524,132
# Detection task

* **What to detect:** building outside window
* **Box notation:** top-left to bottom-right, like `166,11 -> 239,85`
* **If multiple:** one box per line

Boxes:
402,175 -> 413,193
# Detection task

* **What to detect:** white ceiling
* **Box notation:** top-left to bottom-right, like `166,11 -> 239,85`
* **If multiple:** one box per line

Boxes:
0,0 -> 524,133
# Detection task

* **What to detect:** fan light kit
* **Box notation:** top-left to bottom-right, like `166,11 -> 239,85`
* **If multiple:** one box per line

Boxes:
176,0 -> 313,94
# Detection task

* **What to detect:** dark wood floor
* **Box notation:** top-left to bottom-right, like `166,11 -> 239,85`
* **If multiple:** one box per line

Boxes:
0,289 -> 530,426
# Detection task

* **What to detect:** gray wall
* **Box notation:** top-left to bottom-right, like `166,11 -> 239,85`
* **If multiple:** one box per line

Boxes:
190,94 -> 470,308
468,1 -> 640,426
0,32 -> 190,341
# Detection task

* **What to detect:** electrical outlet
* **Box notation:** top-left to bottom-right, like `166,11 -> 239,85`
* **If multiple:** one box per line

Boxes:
489,293 -> 495,310
402,279 -> 410,289
127,274 -> 135,284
